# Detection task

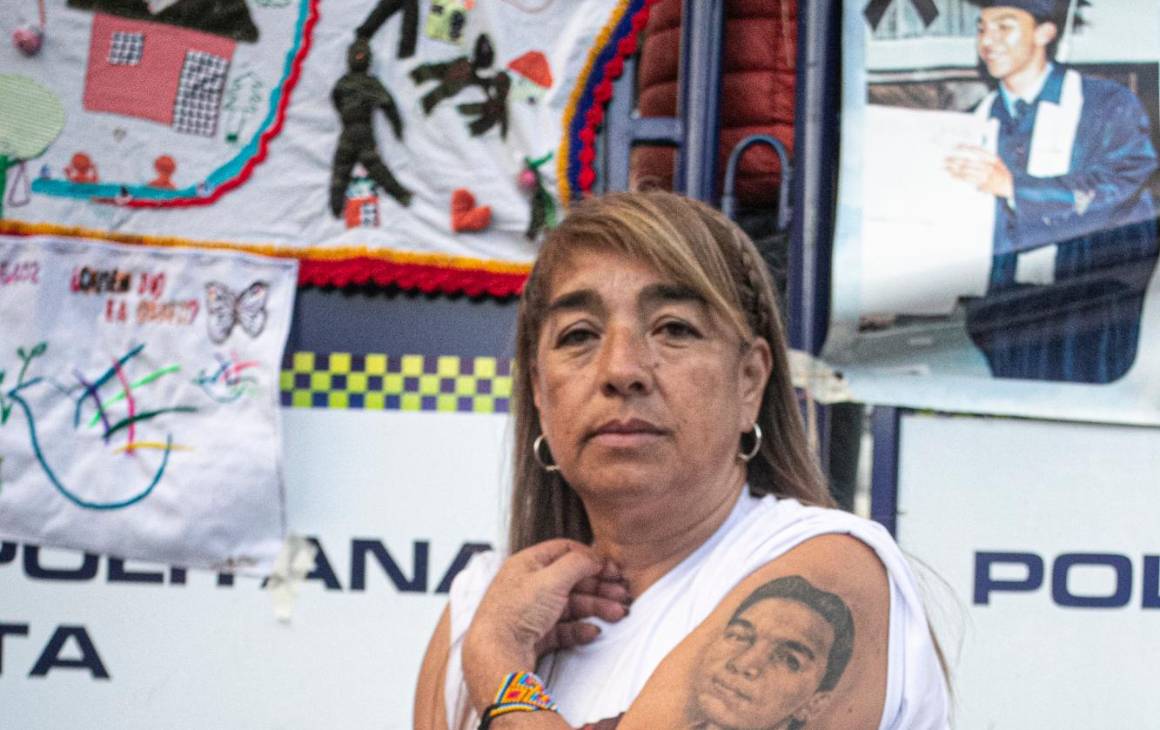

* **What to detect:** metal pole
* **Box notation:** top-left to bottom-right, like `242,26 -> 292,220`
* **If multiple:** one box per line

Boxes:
870,406 -> 901,536
721,134 -> 793,230
601,56 -> 637,193
789,0 -> 839,355
601,56 -> 685,194
674,0 -> 725,202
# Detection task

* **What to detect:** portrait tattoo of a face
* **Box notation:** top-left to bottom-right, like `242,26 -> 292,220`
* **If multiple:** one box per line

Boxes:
689,575 -> 855,730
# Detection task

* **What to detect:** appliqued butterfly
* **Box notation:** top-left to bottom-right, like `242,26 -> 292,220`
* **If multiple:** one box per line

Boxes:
205,281 -> 270,344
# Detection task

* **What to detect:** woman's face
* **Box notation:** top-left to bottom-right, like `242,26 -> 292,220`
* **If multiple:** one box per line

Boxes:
531,247 -> 770,508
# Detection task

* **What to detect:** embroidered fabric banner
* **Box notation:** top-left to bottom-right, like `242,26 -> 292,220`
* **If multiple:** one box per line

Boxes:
0,233 -> 297,572
0,0 -> 657,296
825,0 -> 1160,425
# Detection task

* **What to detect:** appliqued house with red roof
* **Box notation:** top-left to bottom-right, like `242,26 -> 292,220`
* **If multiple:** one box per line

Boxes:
506,50 -> 553,104
70,0 -> 258,137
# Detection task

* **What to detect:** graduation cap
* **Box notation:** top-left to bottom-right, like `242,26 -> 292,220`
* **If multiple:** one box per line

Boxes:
968,0 -> 1090,23
970,0 -> 1058,16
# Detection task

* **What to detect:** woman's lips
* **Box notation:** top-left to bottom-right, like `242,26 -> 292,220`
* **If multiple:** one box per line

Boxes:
588,418 -> 667,447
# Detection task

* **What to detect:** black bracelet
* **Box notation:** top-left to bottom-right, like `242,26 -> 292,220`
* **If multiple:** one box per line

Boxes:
477,704 -> 502,730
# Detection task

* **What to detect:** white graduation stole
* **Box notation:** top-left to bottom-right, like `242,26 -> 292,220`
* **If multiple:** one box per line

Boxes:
977,69 -> 1084,285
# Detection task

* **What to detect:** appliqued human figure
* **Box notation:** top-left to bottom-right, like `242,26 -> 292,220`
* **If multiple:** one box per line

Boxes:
329,37 -> 412,216
410,33 -> 496,116
65,153 -> 99,184
355,0 -> 420,59
457,71 -> 510,138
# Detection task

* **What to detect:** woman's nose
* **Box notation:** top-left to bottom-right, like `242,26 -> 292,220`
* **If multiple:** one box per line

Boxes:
598,325 -> 652,397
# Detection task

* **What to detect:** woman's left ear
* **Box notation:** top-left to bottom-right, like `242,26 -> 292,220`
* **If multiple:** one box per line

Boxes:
738,337 -> 772,424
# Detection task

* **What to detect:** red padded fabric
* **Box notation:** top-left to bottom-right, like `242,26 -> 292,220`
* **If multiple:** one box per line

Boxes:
631,0 -> 797,209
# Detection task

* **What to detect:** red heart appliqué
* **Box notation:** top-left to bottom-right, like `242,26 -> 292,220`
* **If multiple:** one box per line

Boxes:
450,188 -> 492,232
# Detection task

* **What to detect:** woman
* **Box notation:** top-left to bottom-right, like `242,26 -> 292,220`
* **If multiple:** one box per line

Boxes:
414,192 -> 949,729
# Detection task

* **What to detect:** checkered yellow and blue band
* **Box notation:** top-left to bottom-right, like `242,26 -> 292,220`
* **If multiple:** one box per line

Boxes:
280,352 -> 513,414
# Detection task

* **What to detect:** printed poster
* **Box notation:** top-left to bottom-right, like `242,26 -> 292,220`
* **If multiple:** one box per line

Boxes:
0,234 -> 297,572
827,0 -> 1160,424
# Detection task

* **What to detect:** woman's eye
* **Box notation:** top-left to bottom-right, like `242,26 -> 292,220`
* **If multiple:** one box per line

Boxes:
785,654 -> 801,672
656,320 -> 700,339
558,328 -> 597,347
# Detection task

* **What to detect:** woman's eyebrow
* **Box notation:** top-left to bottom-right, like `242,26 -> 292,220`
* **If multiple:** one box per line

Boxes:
546,289 -> 603,316
640,283 -> 705,308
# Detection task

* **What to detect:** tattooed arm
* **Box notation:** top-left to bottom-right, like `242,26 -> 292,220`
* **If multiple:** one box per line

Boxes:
622,534 -> 889,729
430,534 -> 887,729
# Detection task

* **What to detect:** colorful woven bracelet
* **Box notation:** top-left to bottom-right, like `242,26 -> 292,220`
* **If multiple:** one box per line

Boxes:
477,671 -> 558,729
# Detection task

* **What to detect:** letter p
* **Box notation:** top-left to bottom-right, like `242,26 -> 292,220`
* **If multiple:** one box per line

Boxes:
974,552 -> 1044,605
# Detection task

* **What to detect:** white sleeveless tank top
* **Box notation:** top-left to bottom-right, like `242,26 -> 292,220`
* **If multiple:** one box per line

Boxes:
443,491 -> 950,729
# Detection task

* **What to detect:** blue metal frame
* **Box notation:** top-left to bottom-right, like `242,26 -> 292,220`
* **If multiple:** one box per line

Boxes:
721,134 -> 793,230
599,0 -> 724,202
785,0 -> 845,496
870,406 -> 901,536
602,56 -> 683,192
788,0 -> 840,357
673,0 -> 725,201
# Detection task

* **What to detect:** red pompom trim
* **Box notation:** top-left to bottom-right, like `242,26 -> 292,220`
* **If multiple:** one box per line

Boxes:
572,0 -> 663,194
298,257 -> 527,298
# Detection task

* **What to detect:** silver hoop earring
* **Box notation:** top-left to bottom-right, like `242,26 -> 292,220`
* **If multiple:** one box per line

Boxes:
739,423 -> 763,462
533,434 -> 560,473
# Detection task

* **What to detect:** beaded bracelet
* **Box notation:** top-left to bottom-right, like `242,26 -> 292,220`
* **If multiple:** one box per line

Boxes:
477,671 -> 558,729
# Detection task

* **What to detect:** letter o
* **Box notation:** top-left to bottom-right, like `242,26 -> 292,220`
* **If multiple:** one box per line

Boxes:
1052,553 -> 1132,608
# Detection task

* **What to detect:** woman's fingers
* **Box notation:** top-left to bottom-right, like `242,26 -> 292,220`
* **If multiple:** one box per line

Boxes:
520,538 -> 592,569
572,575 -> 630,603
595,576 -> 632,602
482,540 -> 604,643
598,556 -> 623,581
538,547 -> 605,594
516,540 -> 607,600
567,591 -> 629,622
536,620 -> 602,655
470,541 -> 630,668
575,557 -> 629,595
